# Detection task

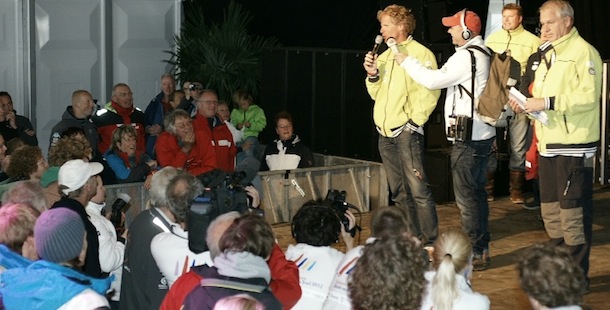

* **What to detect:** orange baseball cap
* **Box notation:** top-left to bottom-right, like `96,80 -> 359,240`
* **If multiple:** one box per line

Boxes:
442,10 -> 482,34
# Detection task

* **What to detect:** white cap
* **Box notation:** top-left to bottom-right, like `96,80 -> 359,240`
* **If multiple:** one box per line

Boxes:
58,159 -> 104,195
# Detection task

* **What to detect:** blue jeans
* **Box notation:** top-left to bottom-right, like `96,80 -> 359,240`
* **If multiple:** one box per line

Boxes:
508,113 -> 529,171
236,136 -> 260,164
451,137 -> 493,254
378,130 -> 438,244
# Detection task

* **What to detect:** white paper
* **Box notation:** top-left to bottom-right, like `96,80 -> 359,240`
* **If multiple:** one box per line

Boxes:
509,87 -> 549,125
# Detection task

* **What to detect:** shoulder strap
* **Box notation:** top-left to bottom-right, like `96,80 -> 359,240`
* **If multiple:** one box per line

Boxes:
467,45 -> 491,57
457,48 -> 476,118
200,278 -> 268,293
462,46 -> 492,118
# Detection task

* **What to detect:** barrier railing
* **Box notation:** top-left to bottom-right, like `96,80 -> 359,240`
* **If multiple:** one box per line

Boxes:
105,154 -> 388,225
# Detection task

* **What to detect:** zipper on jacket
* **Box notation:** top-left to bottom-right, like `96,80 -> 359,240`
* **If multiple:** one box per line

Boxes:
563,115 -> 569,134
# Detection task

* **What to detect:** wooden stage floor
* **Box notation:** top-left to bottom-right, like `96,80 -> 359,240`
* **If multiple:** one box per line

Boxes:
272,185 -> 610,309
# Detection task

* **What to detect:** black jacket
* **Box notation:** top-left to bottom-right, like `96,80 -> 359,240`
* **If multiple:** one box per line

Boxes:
119,208 -> 172,310
50,196 -> 103,278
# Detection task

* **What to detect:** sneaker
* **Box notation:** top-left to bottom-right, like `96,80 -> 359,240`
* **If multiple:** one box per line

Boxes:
510,190 -> 525,204
473,250 -> 491,271
523,200 -> 541,210
423,245 -> 434,262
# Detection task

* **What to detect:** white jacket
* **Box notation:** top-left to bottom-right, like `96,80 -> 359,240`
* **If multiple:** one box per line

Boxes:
150,228 -> 212,287
322,244 -> 365,310
85,201 -> 124,301
285,243 -> 345,310
400,36 -> 495,141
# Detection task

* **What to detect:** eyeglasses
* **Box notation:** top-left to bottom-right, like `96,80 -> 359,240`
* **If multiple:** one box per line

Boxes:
277,124 -> 292,129
201,100 -> 218,104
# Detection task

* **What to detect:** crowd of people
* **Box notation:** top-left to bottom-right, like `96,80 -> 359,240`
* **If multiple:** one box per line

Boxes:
0,0 -> 601,309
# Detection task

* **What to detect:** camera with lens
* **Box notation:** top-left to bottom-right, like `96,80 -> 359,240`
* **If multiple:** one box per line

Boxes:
187,170 -> 259,253
447,115 -> 473,142
323,189 -> 360,237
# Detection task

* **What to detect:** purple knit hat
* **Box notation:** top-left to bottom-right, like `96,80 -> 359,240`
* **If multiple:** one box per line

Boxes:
34,208 -> 85,263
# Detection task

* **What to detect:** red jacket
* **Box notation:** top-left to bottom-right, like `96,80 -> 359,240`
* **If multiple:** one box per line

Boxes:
193,114 -> 237,172
155,131 -> 216,176
92,101 -> 146,154
159,243 -> 302,310
525,124 -> 539,181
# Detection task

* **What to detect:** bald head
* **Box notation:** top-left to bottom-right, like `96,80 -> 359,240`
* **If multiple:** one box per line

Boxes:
71,90 -> 95,119
206,211 -> 241,259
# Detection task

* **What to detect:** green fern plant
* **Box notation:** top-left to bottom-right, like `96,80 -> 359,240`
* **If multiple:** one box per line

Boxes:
165,1 -> 280,102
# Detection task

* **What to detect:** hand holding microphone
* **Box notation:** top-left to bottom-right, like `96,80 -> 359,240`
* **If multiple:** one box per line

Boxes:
364,35 -> 383,76
371,35 -> 383,55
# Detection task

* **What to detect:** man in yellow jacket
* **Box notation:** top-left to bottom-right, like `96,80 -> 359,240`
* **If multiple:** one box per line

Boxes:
363,4 -> 440,249
509,0 -> 602,288
485,3 -> 541,204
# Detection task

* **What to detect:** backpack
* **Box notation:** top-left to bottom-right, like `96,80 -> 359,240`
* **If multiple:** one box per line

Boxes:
464,45 -> 521,127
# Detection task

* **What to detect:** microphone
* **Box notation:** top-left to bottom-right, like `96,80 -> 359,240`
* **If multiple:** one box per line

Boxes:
371,35 -> 383,55
110,193 -> 131,227
386,37 -> 399,54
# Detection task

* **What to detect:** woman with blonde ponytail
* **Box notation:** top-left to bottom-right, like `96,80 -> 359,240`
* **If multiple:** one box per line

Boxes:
420,229 -> 490,310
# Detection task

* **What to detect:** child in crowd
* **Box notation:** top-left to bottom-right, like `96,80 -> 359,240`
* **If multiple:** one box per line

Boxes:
230,90 -> 266,162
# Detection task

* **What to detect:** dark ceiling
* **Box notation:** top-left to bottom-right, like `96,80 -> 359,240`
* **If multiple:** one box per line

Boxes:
191,0 -> 609,59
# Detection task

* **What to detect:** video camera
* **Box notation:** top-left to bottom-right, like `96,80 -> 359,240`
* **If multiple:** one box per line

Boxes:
323,189 -> 360,237
187,170 -> 259,254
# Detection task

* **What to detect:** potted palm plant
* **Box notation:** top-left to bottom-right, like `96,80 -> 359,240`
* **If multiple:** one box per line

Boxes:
165,1 -> 280,102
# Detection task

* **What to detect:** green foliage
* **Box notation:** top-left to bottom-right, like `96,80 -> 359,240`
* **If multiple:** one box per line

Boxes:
165,1 -> 279,102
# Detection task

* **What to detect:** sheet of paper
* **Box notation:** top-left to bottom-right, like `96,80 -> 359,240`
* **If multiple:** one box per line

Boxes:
509,87 -> 549,125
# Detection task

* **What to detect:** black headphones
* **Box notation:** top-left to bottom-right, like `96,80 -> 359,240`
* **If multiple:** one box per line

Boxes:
460,9 -> 472,40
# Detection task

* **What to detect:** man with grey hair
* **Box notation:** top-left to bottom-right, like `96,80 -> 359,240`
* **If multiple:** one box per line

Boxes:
120,168 -> 203,310
155,109 -> 216,176
509,0 -> 602,286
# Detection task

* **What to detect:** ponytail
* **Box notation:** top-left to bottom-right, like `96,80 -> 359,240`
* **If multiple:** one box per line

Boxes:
431,255 -> 459,310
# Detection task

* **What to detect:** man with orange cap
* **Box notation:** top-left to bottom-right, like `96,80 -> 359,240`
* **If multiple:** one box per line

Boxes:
394,9 -> 494,271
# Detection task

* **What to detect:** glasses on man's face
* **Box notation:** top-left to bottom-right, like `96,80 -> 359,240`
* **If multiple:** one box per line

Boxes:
277,124 -> 292,129
201,100 -> 218,105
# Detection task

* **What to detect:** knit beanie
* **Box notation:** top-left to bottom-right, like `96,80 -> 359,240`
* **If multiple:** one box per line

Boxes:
34,208 -> 85,263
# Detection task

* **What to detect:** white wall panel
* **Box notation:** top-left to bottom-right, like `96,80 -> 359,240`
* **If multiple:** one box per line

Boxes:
35,0 -> 102,152
0,1 -> 28,117
112,0 -> 177,110
20,0 -> 181,155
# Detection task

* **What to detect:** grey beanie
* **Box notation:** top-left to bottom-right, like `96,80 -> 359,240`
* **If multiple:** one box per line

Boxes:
35,208 -> 85,263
